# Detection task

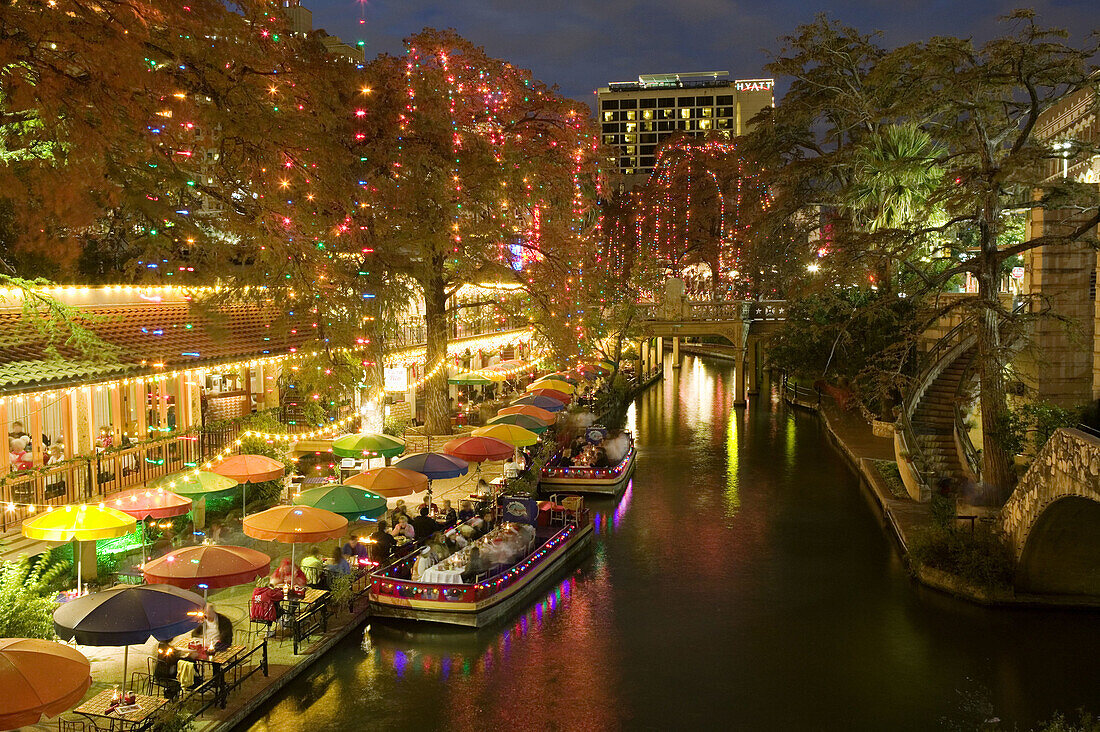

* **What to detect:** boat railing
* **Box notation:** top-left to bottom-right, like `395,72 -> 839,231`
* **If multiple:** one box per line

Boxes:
542,433 -> 635,479
370,510 -> 590,604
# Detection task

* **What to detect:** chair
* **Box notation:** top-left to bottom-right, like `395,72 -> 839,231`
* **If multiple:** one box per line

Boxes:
545,494 -> 567,526
130,670 -> 153,696
59,717 -> 86,731
561,495 -> 584,523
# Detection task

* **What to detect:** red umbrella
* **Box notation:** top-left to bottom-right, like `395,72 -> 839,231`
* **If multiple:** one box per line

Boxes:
109,488 -> 192,520
0,638 -> 91,729
527,388 -> 571,403
143,544 -> 272,591
442,435 -> 515,463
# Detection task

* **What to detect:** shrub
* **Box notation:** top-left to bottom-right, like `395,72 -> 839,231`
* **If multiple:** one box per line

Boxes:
0,549 -> 71,638
909,524 -> 1014,591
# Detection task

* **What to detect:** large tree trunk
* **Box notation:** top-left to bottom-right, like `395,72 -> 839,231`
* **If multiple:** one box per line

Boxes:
976,216 -> 1015,494
423,270 -> 451,436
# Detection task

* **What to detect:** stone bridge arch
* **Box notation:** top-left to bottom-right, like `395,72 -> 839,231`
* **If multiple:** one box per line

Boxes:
1000,427 -> 1100,596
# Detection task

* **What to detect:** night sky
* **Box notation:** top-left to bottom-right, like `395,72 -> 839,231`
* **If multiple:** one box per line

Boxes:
306,0 -> 1097,107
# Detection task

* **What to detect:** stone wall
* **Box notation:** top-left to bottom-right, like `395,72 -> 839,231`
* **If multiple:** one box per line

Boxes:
1000,427 -> 1100,560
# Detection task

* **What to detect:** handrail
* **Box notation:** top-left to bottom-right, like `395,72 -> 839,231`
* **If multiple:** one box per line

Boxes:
636,299 -> 787,323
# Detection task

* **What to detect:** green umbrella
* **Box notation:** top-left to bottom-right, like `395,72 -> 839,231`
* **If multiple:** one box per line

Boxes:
448,372 -> 493,385
487,413 -> 548,433
293,484 -> 388,521
332,432 -> 406,459
149,470 -> 238,498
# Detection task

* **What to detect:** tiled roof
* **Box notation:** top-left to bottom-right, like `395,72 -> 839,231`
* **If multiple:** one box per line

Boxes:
0,302 -> 315,393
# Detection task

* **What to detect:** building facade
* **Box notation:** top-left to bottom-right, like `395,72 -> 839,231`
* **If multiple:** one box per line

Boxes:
1022,85 -> 1100,406
596,72 -> 773,187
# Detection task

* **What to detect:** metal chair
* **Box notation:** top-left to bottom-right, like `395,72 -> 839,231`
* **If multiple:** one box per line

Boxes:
130,670 -> 153,696
58,719 -> 85,732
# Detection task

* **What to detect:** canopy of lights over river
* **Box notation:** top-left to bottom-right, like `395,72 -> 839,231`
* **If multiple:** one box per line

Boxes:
246,355 -> 1100,731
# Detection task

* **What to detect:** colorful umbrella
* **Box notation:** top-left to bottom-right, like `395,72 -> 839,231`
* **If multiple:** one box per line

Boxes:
448,372 -> 494,385
331,432 -> 406,459
294,484 -> 388,520
442,435 -> 515,463
142,544 -> 272,591
23,505 -> 137,594
109,489 -> 192,520
242,505 -> 349,544
53,584 -> 204,688
345,467 -> 428,498
0,638 -> 91,729
528,378 -> 575,394
472,424 -> 540,447
212,454 -> 285,483
393,452 -> 470,480
149,470 -> 238,498
511,394 -> 565,412
497,404 -> 557,425
541,371 -> 579,384
527,388 -> 571,403
487,413 -> 548,433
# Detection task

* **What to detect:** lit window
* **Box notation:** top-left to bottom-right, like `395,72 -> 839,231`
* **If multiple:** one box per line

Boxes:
680,108 -> 691,119
643,110 -> 653,120
604,112 -> 614,121
625,122 -> 636,133
702,108 -> 713,118
626,111 -> 636,121
700,120 -> 711,130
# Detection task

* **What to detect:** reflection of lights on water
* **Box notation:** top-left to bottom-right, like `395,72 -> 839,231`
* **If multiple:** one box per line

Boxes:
612,479 -> 634,531
373,575 -> 581,679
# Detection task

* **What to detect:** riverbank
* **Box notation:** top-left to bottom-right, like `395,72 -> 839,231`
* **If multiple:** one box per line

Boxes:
680,346 -> 1093,609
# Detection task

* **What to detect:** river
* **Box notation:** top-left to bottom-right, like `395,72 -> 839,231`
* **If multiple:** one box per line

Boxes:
246,355 -> 1100,731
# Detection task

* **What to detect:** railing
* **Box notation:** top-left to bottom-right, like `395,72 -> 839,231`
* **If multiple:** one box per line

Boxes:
636,299 -> 787,324
370,510 -> 589,605
292,599 -> 329,655
177,640 -> 269,722
781,376 -> 820,407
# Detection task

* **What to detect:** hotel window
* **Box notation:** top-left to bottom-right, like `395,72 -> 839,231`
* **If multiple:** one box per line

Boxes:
640,98 -> 656,108
602,100 -> 619,110
699,119 -> 712,130
717,95 -> 733,105
702,108 -> 713,118
678,97 -> 693,106
622,99 -> 637,109
696,96 -> 713,105
661,109 -> 674,119
624,146 -> 636,155
642,109 -> 653,120
623,134 -> 636,143
659,97 -> 674,107
641,121 -> 654,132
626,111 -> 636,121
603,111 -> 614,122
624,168 -> 634,175
717,119 -> 731,129
680,108 -> 691,119
625,122 -> 636,133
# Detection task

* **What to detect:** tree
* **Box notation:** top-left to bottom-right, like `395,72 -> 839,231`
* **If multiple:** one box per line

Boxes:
748,12 -> 1100,489
361,29 -> 598,434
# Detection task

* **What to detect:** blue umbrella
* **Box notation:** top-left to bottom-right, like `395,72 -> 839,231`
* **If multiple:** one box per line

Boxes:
53,584 -> 204,688
511,394 -> 565,412
393,452 -> 470,480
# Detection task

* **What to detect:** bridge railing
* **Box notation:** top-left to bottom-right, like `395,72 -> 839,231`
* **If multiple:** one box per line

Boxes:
637,300 -> 787,323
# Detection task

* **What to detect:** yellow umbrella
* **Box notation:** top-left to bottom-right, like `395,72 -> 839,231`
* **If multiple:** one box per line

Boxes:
22,505 -> 137,594
472,424 -> 539,447
528,378 -> 575,394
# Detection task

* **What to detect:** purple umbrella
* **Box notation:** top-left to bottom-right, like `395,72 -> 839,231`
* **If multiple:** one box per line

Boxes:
511,395 -> 565,412
393,452 -> 469,480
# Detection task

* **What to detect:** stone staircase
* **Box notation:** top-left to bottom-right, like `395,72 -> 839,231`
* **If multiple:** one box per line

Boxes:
908,352 -> 974,484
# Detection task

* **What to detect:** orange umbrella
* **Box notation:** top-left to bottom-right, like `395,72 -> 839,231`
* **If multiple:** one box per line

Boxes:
345,467 -> 428,498
109,489 -> 192,520
527,388 -> 571,403
212,454 -> 285,516
497,404 -> 556,425
243,505 -> 348,544
212,454 -> 285,483
143,544 -> 272,591
0,638 -> 91,729
442,435 -> 515,463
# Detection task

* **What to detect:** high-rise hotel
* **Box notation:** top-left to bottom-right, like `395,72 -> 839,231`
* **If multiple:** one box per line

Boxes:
596,71 -> 774,186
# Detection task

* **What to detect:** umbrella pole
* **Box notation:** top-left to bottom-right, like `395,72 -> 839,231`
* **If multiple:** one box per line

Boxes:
242,482 -> 248,518
75,540 -> 81,595
122,645 -> 129,691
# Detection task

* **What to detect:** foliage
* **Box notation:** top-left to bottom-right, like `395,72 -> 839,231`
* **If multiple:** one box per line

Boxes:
506,439 -> 555,497
1032,712 -> 1100,732
997,401 -> 1081,457
383,413 -> 412,437
929,493 -> 957,529
591,374 -> 635,429
767,287 -> 925,416
909,524 -> 1015,590
149,700 -> 195,732
0,549 -> 71,638
327,572 -> 354,612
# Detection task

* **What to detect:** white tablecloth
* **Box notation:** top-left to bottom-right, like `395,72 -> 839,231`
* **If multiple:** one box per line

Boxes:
420,566 -> 464,584
417,523 -> 535,584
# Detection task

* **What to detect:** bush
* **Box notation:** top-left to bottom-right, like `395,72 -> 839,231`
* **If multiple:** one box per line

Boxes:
909,524 -> 1014,590
0,549 -> 71,638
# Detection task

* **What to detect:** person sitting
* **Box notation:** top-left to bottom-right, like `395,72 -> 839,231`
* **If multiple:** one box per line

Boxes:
369,520 -> 396,565
426,532 -> 449,564
191,603 -> 232,651
152,642 -> 182,699
341,535 -> 360,559
479,510 -> 495,534
440,499 -> 458,528
593,449 -> 610,468
458,500 -> 476,522
300,546 -> 325,588
326,546 -> 351,577
468,512 -> 485,535
412,506 -> 441,540
271,558 -> 307,588
460,546 -> 487,584
411,546 -> 434,581
390,515 -> 415,540
387,500 -> 410,526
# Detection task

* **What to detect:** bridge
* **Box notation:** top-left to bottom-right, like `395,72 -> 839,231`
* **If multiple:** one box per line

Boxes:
633,288 -> 786,405
1000,427 -> 1100,597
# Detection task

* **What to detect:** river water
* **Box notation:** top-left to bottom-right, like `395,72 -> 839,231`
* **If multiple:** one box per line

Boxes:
246,356 -> 1100,731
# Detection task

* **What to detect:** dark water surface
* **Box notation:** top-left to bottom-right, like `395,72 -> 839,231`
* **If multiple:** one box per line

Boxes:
247,356 -> 1100,731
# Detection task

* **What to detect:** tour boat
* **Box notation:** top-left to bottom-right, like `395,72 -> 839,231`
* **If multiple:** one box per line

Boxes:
368,501 -> 594,628
539,430 -> 636,496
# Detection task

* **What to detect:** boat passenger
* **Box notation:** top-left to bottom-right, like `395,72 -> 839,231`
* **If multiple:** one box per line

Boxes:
479,510 -> 495,534
412,506 -> 441,540
427,532 -> 449,563
460,547 -> 487,584
458,500 -> 476,522
412,546 -> 434,582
